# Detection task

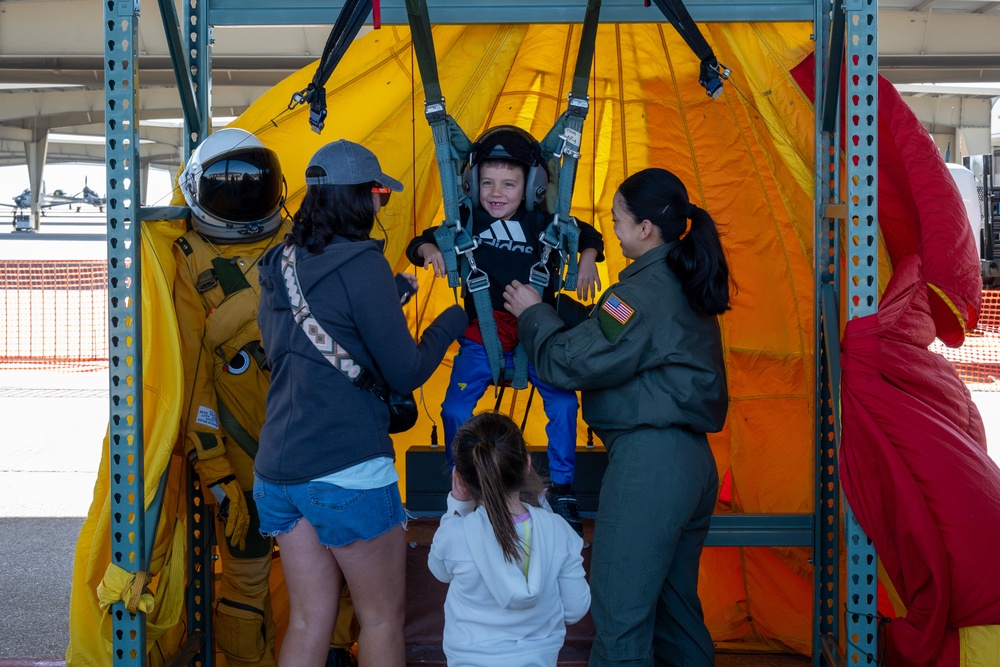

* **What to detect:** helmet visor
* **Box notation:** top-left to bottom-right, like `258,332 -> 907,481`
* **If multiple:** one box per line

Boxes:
470,127 -> 542,168
197,147 -> 282,222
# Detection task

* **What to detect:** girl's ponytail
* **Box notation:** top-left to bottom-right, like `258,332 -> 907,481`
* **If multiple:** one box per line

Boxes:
470,438 -> 521,562
452,413 -> 539,563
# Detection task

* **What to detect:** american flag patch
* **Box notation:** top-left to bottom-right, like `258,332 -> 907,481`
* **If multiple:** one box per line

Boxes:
602,294 -> 634,325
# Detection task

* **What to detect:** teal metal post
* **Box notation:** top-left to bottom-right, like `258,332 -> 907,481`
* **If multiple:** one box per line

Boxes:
814,0 -> 844,664
845,0 -> 879,662
182,1 -> 214,663
105,0 -> 145,664
185,0 -> 212,153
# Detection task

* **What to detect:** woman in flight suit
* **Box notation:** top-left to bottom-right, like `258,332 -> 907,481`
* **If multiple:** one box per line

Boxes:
503,167 -> 732,667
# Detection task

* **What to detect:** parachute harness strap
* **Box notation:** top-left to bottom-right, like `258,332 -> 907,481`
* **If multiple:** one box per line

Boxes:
406,0 -> 516,387
536,0 -> 601,294
288,0 -> 373,133
647,0 -> 731,99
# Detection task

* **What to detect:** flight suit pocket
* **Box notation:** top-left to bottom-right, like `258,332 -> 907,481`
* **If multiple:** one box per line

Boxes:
204,289 -> 260,367
214,596 -> 266,662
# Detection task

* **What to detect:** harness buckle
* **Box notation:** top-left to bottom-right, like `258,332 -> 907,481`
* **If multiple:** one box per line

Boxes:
567,95 -> 589,118
528,262 -> 550,289
465,267 -> 490,293
424,101 -> 447,124
555,127 -> 582,159
454,233 -> 478,256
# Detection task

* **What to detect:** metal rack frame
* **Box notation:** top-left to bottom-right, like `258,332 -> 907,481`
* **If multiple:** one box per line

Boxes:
101,1 -> 879,664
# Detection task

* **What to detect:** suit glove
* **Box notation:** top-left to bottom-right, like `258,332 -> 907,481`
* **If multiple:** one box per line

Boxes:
194,455 -> 250,551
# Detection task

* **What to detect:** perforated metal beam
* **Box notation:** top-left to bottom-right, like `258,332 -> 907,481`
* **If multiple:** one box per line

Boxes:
105,0 -> 145,664
845,0 -> 880,662
206,0 -> 814,25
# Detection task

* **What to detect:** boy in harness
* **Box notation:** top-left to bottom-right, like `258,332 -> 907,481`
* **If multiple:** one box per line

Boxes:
405,125 -> 604,537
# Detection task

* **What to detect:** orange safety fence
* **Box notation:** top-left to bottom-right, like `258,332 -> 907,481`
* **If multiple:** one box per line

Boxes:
0,260 -> 108,371
930,288 -> 1000,390
2,259 -> 999,388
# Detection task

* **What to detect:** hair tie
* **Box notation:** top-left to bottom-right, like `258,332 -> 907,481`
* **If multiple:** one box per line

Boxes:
685,203 -> 695,219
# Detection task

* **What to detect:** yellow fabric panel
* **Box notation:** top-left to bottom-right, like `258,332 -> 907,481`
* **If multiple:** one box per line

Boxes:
71,21 -> 832,659
245,22 -> 820,653
879,557 -> 908,618
961,626 -> 1000,667
66,220 -> 188,665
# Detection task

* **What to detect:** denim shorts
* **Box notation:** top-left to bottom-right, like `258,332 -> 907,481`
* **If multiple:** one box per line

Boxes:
253,477 -> 406,547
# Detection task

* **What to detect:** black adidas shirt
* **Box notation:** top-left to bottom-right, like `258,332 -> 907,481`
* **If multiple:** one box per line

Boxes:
405,204 -> 604,314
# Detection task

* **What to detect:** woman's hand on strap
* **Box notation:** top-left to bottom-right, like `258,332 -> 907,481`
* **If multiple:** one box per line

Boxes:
503,280 -> 542,318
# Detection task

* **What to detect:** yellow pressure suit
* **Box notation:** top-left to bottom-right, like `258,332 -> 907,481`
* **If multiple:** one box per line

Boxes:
173,224 -> 357,666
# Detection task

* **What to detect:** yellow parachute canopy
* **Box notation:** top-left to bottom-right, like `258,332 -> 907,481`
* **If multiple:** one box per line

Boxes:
235,22 -> 821,650
70,21 -> 831,663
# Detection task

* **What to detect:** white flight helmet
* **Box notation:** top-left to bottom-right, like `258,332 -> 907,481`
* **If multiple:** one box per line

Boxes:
180,128 -> 284,243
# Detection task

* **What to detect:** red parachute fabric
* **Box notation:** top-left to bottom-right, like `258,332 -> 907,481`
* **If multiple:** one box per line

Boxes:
791,54 -> 981,346
841,254 -> 1000,666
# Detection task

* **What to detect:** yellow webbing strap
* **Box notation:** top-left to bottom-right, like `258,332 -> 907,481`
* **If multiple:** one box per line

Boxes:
97,562 -> 155,614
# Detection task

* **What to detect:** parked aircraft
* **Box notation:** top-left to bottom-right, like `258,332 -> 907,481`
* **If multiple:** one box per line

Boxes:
0,179 -> 106,213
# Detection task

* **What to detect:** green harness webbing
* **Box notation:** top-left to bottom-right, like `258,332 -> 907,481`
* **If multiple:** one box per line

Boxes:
406,0 -> 517,387
406,0 -> 600,390
289,0 -> 375,133
536,0 -> 602,294
648,0 -> 731,99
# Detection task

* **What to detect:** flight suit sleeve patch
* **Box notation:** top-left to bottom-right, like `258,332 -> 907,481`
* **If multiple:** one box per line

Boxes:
598,292 -> 635,343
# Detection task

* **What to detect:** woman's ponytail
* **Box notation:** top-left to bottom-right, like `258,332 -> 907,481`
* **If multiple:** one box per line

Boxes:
618,168 -> 732,316
668,203 -> 731,316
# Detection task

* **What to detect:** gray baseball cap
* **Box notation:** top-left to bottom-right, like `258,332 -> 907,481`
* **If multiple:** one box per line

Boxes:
305,139 -> 404,192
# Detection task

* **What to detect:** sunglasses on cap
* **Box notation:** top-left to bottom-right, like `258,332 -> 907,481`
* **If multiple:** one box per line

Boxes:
372,185 -> 392,206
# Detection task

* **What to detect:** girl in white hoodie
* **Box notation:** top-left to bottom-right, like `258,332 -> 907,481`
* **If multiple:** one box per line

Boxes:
428,412 -> 591,667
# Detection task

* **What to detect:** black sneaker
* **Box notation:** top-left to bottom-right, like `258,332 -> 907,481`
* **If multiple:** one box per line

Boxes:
548,484 -> 584,538
326,647 -> 354,667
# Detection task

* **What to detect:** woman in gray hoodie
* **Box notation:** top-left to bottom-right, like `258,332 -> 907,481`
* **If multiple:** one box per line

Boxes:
254,140 -> 467,667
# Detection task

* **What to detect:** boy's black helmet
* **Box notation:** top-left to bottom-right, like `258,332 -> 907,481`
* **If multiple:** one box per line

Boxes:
462,125 -> 549,212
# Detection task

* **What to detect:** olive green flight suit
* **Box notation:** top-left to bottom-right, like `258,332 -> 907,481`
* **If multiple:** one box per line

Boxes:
518,242 -> 728,667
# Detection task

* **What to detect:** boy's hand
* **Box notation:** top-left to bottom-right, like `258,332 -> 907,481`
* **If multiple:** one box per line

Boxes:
575,250 -> 602,301
417,244 -> 446,278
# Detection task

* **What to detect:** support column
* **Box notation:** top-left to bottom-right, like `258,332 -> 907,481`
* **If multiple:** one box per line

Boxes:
105,0 -> 145,663
845,0 -> 879,662
23,136 -> 48,231
140,159 -> 150,205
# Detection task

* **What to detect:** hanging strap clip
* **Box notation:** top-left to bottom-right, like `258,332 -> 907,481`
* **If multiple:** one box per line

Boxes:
425,100 -> 447,124
566,94 -> 590,118
308,86 -> 328,134
698,58 -> 731,100
289,86 -> 310,110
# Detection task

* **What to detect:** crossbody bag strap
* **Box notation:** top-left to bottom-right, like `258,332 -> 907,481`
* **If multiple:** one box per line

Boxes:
280,244 -> 379,393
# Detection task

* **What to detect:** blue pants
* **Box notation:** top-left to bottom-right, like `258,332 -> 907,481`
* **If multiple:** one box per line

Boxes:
441,338 -> 578,485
